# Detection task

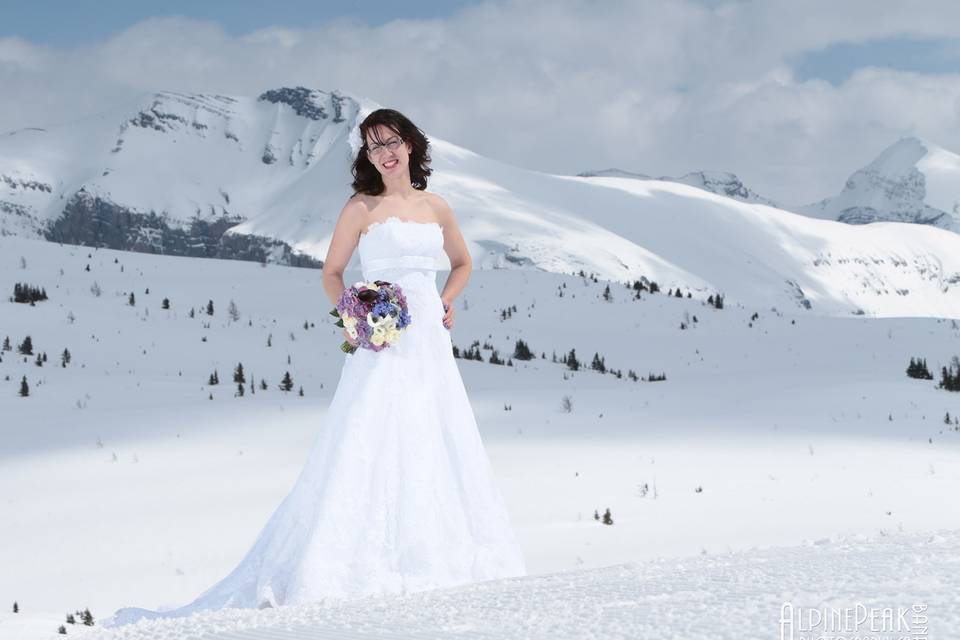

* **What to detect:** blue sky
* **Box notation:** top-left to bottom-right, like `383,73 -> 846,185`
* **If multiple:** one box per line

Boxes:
0,0 -> 476,46
792,35 -> 960,85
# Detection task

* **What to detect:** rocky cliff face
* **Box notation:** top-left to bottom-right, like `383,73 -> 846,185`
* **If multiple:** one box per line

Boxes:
45,189 -> 322,268
0,85 -> 367,266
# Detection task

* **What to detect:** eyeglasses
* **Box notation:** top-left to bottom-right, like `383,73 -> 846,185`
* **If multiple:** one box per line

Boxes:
366,136 -> 403,157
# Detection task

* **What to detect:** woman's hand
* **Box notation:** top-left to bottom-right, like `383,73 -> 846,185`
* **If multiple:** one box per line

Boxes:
342,327 -> 358,347
441,297 -> 455,330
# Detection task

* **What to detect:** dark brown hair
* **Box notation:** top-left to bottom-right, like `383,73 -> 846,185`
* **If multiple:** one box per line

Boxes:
351,108 -> 432,195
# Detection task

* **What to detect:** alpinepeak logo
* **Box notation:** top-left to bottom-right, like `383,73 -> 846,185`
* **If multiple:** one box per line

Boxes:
779,602 -> 928,640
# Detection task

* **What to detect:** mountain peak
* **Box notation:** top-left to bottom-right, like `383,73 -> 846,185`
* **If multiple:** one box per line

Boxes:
799,136 -> 960,230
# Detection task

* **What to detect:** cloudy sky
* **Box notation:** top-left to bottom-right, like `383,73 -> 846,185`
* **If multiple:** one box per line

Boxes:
2,0 -> 959,205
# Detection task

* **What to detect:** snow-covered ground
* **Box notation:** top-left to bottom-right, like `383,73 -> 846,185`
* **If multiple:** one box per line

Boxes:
1,234 -> 959,639
20,527 -> 960,639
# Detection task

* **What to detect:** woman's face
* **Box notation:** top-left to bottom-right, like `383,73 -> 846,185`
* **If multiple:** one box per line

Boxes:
365,124 -> 410,178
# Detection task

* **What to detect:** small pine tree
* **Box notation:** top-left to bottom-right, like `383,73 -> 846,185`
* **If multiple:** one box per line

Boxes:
566,348 -> 580,371
591,352 -> 606,373
128,291 -> 135,306
161,297 -> 170,310
298,386 -> 304,397
228,299 -> 239,322
233,363 -> 245,384
17,335 -> 33,355
602,508 -> 613,525
260,379 -> 268,391
19,376 -> 29,397
593,509 -> 599,521
58,625 -> 66,634
12,601 -> 18,613
237,382 -> 245,397
513,338 -> 534,361
81,608 -> 94,625
280,371 -> 294,392
206,300 -> 214,316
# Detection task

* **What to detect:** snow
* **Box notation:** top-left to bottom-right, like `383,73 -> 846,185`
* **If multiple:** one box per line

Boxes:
1,232 -> 959,638
17,528 -> 960,639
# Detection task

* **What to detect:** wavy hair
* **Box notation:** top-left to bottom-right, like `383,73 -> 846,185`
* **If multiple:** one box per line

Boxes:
351,108 -> 432,195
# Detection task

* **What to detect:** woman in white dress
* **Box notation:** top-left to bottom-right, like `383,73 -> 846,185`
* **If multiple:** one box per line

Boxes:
100,108 -> 527,628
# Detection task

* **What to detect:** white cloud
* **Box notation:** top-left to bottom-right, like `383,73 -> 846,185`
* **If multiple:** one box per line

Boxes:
2,0 -> 960,204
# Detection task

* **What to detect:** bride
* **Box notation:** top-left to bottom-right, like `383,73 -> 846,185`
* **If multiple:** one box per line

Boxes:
100,108 -> 527,627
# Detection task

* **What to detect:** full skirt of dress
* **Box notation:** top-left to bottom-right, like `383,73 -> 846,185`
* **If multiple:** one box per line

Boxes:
101,264 -> 527,628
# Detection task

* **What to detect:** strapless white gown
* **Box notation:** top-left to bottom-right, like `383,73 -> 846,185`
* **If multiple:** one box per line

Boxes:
101,216 -> 527,628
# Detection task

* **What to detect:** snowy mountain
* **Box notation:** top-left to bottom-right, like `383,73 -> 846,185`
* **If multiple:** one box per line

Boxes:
0,86 -> 361,267
4,88 -> 960,317
577,168 -> 779,206
798,136 -> 960,231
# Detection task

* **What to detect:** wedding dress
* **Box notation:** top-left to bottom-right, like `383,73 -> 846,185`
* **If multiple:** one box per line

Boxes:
101,216 -> 527,627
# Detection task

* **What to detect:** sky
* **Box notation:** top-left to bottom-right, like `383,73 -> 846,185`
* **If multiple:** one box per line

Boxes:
1,0 -> 960,205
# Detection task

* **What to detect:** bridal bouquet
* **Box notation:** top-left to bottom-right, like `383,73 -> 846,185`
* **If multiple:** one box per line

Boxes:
330,280 -> 412,354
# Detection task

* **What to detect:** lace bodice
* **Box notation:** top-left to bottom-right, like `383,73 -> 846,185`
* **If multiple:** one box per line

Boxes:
357,216 -> 445,281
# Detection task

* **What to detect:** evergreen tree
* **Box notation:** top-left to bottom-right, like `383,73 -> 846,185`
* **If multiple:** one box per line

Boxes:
236,382 -> 245,397
260,379 -> 268,391
2,336 -> 10,351
513,338 -> 534,361
906,357 -> 933,380
128,291 -> 135,306
61,348 -> 71,367
591,352 -> 606,373
939,362 -> 960,392
19,376 -> 29,397
206,299 -> 214,315
17,335 -> 33,355
81,608 -> 94,625
602,284 -> 611,301
233,363 -> 245,384
161,297 -> 170,310
12,601 -> 18,613
280,371 -> 294,392
566,348 -> 580,371
602,508 -> 613,525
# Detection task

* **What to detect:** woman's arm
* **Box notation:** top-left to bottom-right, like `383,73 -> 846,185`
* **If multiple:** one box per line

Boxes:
431,194 -> 473,307
322,197 -> 364,307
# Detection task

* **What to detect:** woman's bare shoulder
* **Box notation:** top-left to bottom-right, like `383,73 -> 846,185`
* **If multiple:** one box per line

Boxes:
423,191 -> 455,223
